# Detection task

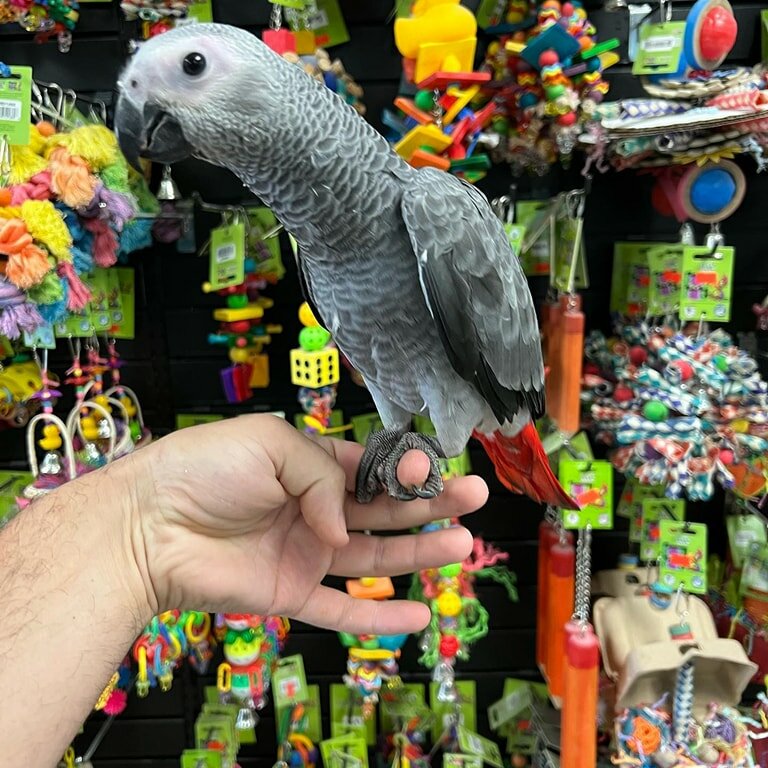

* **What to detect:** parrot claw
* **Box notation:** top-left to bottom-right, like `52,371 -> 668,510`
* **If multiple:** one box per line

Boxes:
355,429 -> 445,504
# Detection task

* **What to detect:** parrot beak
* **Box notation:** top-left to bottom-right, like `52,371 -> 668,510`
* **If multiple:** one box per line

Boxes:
115,98 -> 192,170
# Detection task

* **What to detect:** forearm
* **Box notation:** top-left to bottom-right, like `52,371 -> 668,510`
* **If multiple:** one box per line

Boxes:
0,456 -> 153,766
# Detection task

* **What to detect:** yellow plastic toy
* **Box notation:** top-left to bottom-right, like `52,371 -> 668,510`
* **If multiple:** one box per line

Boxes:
290,303 -> 340,388
38,423 -> 62,451
80,415 -> 100,442
394,0 -> 478,83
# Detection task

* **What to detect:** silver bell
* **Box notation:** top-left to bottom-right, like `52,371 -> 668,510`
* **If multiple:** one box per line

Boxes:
156,165 -> 181,201
235,706 -> 258,731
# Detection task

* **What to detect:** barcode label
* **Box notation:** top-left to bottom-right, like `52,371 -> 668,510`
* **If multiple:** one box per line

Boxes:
642,35 -> 677,52
215,243 -> 236,263
0,100 -> 21,122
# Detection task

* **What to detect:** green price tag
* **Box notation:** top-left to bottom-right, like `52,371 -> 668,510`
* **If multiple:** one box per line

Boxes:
727,514 -> 767,570
658,520 -> 707,594
0,470 -> 32,527
200,702 -> 246,744
456,726 -> 504,768
194,714 -> 237,759
330,684 -> 375,745
430,680 -> 476,743
112,267 -> 135,340
23,323 -> 56,350
247,207 -> 284,280
273,655 -> 309,710
444,755 -> 483,768
610,242 -> 657,314
475,0 -> 507,28
517,201 -> 550,277
180,750 -> 223,768
647,246 -> 683,316
559,460 -> 613,530
0,66 -> 32,147
679,245 -> 734,323
553,217 -> 587,292
740,543 -> 768,596
209,220 -> 245,291
632,22 -> 685,75
320,734 -> 369,768
54,309 -> 93,338
104,268 -> 124,329
276,684 -> 323,743
617,479 -> 663,519
640,498 -> 685,562
380,683 -> 430,733
488,686 -> 530,731
306,0 -> 349,48
186,0 -> 213,22
88,269 -> 112,331
762,9 -> 768,62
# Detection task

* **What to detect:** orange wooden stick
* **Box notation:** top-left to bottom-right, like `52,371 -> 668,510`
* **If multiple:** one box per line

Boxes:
553,294 -> 584,435
561,624 -> 599,768
545,541 -> 575,703
537,523 -> 570,674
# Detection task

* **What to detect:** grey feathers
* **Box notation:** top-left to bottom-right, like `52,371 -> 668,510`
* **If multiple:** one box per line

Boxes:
401,168 -> 545,422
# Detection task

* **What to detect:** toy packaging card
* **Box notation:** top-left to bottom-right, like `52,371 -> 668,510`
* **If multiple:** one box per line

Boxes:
559,460 -> 614,529
320,733 -> 369,768
431,680 -> 477,743
679,246 -> 734,323
330,684 -> 375,746
640,499 -> 685,562
658,520 -> 708,594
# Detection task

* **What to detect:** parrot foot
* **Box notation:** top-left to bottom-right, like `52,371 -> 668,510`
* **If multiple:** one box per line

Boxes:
355,430 -> 445,504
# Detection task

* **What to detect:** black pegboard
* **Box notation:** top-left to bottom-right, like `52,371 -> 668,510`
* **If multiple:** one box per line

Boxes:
1,0 -> 766,764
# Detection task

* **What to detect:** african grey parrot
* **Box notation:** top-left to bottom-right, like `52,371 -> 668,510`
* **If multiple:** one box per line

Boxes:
115,23 -> 577,509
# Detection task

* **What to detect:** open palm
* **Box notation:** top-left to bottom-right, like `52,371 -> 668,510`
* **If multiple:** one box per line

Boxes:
129,415 -> 488,634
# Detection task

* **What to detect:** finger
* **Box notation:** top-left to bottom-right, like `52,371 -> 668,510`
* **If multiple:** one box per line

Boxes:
329,526 -> 474,577
396,449 -> 430,489
345,475 -> 488,531
260,416 -> 349,547
293,586 -> 431,634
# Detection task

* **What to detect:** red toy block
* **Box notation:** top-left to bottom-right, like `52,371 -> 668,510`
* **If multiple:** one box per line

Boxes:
416,71 -> 491,91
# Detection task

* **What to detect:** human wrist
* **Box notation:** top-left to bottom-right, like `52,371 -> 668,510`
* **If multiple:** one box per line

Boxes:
62,452 -> 159,630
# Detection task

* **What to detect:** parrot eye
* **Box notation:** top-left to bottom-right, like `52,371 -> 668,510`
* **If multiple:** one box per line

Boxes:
182,52 -> 207,76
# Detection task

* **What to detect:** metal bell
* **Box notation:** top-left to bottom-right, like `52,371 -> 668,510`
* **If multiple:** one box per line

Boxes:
235,706 -> 258,731
40,451 -> 62,476
156,165 -> 181,201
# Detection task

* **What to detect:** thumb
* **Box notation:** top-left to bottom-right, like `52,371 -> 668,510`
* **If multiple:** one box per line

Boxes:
261,416 -> 349,548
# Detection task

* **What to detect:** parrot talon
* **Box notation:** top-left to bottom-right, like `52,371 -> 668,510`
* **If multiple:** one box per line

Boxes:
355,429 -> 445,504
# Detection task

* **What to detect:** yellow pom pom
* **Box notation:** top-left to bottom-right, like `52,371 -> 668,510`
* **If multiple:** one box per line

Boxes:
436,591 -> 462,617
27,124 -> 47,155
48,125 -> 118,171
732,419 -> 750,434
20,200 -> 72,260
299,302 -> 319,327
8,145 -> 47,185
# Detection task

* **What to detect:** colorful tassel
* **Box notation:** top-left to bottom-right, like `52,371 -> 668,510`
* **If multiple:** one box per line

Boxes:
84,217 -> 118,268
48,147 -> 97,208
57,260 -> 91,311
20,200 -> 73,260
0,278 -> 43,338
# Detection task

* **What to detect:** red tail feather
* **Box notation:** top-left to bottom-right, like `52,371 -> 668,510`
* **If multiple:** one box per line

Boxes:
473,423 -> 579,509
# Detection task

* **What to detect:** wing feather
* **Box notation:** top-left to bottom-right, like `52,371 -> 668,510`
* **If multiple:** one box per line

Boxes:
400,168 -> 545,423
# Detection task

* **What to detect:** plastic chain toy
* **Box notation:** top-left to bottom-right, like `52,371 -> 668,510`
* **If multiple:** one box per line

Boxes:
133,610 -> 214,697
216,613 -> 288,732
582,323 -> 768,501
290,302 -> 341,435
0,0 -> 79,51
409,523 -> 518,701
337,576 -> 408,719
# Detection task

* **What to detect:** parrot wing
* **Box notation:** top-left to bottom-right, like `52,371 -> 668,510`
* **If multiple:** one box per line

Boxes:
400,167 -> 545,424
292,241 -> 327,330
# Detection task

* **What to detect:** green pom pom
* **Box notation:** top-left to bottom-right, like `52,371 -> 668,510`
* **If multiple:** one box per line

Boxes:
414,89 -> 434,112
299,326 -> 331,351
713,354 -> 728,372
642,400 -> 669,422
545,84 -> 565,100
439,563 -> 462,578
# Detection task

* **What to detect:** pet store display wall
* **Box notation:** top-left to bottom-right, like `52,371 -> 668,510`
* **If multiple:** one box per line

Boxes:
2,1 -> 768,765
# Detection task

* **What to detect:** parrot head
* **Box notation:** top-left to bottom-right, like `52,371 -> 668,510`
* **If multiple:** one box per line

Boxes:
115,23 -> 279,169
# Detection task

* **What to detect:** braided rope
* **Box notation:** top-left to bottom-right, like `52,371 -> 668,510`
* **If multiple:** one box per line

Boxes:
673,661 -> 695,744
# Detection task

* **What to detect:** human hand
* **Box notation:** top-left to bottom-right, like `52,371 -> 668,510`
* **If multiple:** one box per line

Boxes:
117,415 -> 488,634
